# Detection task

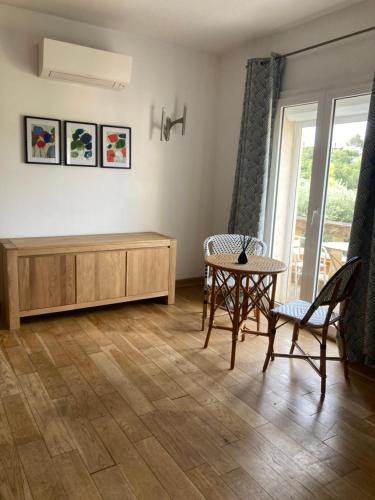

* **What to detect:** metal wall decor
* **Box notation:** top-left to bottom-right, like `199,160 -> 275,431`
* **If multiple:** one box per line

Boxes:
160,105 -> 187,141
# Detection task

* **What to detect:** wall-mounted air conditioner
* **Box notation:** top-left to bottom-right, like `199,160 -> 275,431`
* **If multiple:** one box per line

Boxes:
38,38 -> 132,90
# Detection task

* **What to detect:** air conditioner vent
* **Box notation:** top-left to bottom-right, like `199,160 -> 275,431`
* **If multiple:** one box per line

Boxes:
48,71 -> 117,89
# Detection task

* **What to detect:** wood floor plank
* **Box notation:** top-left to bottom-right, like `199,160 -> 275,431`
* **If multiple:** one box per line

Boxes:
92,465 -> 137,500
100,391 -> 152,443
4,346 -> 34,375
153,398 -> 238,474
0,399 -> 33,500
2,393 -> 40,446
90,351 -> 154,415
0,347 -> 20,397
141,409 -> 205,471
92,415 -> 170,499
136,436 -> 205,500
59,364 -> 108,420
256,422 -> 338,485
70,329 -> 102,354
75,316 -> 113,347
18,329 -> 44,356
323,477 -> 374,500
18,439 -> 67,499
57,334 -> 115,396
222,467 -> 272,500
37,366 -> 72,400
345,468 -> 375,497
54,395 -> 114,473
35,329 -> 71,367
52,450 -> 102,500
171,395 -> 238,447
139,361 -> 186,399
225,430 -> 329,496
104,345 -> 168,401
145,348 -> 218,405
18,372 -> 75,456
187,463 -> 240,500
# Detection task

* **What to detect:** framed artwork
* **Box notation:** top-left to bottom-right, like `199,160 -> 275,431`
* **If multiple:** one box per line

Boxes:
24,116 -> 61,164
65,121 -> 97,167
100,125 -> 131,169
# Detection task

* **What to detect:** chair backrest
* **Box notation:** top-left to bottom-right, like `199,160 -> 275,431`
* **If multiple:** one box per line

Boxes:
203,234 -> 267,285
203,234 -> 267,258
301,256 -> 361,325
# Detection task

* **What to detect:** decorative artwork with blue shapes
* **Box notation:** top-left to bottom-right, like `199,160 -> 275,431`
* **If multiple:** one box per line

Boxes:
65,121 -> 97,167
24,116 -> 61,164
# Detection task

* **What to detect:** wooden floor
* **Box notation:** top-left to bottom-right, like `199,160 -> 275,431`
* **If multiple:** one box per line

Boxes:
1,286 -> 375,499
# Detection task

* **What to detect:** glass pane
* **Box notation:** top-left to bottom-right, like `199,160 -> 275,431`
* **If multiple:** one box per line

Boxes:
272,103 -> 318,302
317,94 -> 370,291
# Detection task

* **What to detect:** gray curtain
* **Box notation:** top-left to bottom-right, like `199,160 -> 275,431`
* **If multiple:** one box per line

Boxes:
228,54 -> 284,239
345,75 -> 375,366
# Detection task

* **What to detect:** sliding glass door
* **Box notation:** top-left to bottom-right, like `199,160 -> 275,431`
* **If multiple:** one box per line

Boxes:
268,88 -> 370,303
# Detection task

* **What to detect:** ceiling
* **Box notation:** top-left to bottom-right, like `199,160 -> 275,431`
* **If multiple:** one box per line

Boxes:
1,0 -> 364,53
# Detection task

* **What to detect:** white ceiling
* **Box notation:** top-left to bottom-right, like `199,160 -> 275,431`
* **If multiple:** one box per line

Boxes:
1,0 -> 364,53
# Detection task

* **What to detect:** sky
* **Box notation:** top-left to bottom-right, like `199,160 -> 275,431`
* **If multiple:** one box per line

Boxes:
302,121 -> 367,148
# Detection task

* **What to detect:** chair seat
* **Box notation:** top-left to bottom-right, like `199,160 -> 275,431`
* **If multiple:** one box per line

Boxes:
271,299 -> 339,327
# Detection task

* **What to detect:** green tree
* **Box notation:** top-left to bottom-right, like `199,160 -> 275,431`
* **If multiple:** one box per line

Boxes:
347,134 -> 364,149
297,133 -> 364,223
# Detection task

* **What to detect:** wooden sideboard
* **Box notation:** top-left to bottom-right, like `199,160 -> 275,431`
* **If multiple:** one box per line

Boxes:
0,232 -> 176,329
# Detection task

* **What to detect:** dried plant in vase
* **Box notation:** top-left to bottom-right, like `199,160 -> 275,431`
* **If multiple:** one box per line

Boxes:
238,235 -> 250,264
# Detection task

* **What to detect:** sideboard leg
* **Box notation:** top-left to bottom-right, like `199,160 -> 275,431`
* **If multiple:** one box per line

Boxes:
4,249 -> 20,331
8,316 -> 20,330
167,241 -> 177,305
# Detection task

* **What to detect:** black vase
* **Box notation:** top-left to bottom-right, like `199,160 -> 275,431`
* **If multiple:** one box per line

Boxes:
238,251 -> 248,264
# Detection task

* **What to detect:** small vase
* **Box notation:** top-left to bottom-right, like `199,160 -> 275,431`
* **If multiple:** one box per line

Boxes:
238,251 -> 248,264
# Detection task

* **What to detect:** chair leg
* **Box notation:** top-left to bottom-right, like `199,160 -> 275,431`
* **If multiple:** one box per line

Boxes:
289,323 -> 300,354
201,288 -> 209,331
204,288 -> 216,349
320,340 -> 327,396
338,319 -> 349,379
263,316 -> 277,372
256,307 -> 260,332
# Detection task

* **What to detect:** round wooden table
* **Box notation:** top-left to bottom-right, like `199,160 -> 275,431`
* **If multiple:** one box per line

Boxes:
203,253 -> 287,369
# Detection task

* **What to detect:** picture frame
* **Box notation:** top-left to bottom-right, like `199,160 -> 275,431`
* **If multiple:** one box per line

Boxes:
65,120 -> 98,167
100,125 -> 131,169
24,116 -> 61,165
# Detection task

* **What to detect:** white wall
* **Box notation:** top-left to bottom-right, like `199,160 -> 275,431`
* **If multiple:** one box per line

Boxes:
0,5 -> 219,278
213,0 -> 375,235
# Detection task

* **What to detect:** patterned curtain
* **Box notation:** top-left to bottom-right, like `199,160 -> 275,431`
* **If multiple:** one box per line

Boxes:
345,75 -> 375,366
228,55 -> 285,239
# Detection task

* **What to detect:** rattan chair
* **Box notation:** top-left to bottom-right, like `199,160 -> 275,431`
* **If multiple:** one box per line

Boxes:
202,234 -> 267,331
263,256 -> 361,395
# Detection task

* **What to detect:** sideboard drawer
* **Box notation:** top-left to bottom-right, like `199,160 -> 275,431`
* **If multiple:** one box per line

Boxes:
18,254 -> 76,311
126,247 -> 170,296
76,250 -> 126,303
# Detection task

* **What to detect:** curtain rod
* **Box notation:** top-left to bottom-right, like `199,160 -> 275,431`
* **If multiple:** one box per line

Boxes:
279,25 -> 375,58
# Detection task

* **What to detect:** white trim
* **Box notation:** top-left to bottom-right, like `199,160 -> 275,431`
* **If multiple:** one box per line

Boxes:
267,79 -> 372,301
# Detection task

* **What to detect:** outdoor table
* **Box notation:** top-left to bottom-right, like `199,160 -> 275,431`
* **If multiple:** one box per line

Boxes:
203,253 -> 287,369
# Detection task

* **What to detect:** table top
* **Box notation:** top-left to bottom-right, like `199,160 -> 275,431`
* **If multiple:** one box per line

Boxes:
205,253 -> 287,275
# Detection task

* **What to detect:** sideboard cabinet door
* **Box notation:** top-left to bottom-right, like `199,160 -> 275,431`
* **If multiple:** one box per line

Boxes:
76,250 -> 126,303
18,254 -> 76,311
126,247 -> 169,296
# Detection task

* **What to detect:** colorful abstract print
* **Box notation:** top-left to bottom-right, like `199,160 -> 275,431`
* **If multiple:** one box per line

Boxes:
32,124 -> 56,159
106,133 -> 126,163
70,128 -> 93,160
